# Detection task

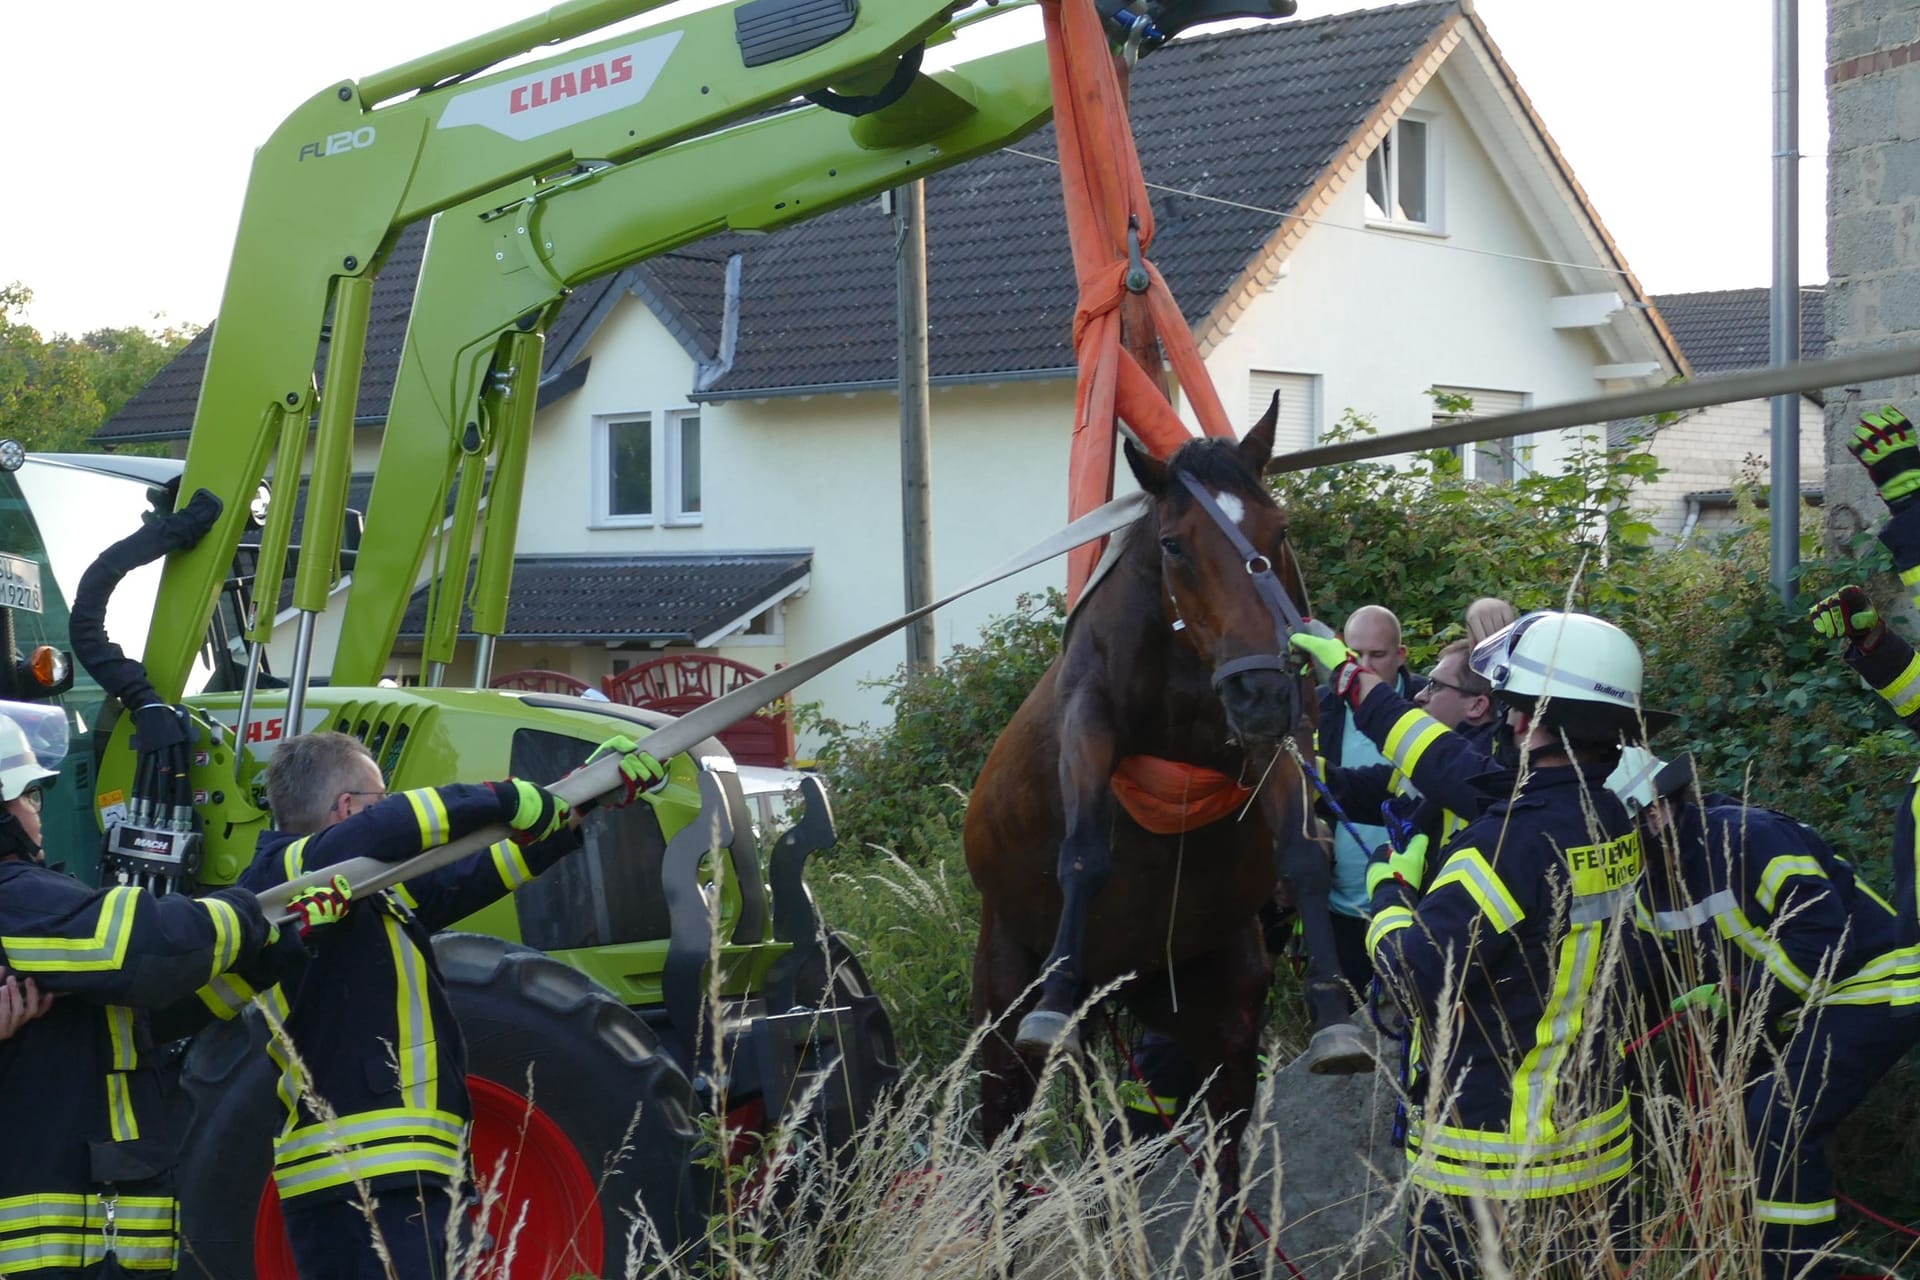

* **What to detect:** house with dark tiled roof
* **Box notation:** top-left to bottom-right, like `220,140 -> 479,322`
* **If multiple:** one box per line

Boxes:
1615,287 -> 1827,543
98,1 -> 1681,733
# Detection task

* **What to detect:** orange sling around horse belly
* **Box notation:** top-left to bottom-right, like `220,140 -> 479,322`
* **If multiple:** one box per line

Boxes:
1043,0 -> 1240,603
1110,754 -> 1255,834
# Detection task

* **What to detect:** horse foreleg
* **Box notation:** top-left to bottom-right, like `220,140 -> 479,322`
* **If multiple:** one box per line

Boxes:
1018,694 -> 1118,1055
1263,768 -> 1375,1074
1016,804 -> 1114,1054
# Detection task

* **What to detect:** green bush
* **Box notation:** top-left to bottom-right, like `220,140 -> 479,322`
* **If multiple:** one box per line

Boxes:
798,590 -> 1066,863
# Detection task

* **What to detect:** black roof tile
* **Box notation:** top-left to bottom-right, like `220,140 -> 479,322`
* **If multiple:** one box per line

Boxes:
704,3 -> 1454,395
1651,287 -> 1828,377
394,552 -> 812,644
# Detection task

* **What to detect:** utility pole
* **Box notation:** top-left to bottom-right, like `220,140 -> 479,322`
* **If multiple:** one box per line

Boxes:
895,179 -> 937,670
1769,0 -> 1800,602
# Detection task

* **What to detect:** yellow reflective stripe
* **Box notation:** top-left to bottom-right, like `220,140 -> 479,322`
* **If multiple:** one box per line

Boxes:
197,971 -> 259,1021
1384,711 -> 1450,779
1427,848 -> 1526,933
106,1072 -> 140,1142
392,883 -> 420,911
1880,652 -> 1920,717
1754,1197 -> 1836,1225
2,886 -> 139,972
1903,563 -> 1920,590
0,1194 -> 175,1230
1755,855 -> 1826,914
1419,1097 -> 1629,1163
1719,908 -> 1812,997
1829,944 -> 1920,1005
0,1237 -> 176,1273
201,893 -> 244,979
276,1107 -> 467,1165
1513,922 -> 1602,1141
1366,905 -> 1414,958
403,788 -> 449,846
104,1005 -> 139,1071
490,839 -> 534,889
263,986 -> 300,1127
1441,809 -> 1468,842
388,917 -> 436,1112
273,1141 -> 467,1200
282,836 -> 309,883
1858,879 -> 1897,916
1409,1131 -> 1631,1199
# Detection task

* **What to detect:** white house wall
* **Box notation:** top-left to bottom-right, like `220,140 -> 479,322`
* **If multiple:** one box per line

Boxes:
1203,75 -> 1623,471
520,294 -> 1077,733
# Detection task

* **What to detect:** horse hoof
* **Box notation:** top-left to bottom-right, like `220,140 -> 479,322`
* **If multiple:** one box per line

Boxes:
1014,1009 -> 1081,1056
1304,1022 -> 1375,1075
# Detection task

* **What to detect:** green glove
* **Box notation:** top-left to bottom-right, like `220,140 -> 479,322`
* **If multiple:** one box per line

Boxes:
500,778 -> 569,845
587,734 -> 668,806
285,873 -> 353,942
1850,406 -> 1920,512
1808,584 -> 1883,651
1365,833 -> 1429,897
1288,632 -> 1366,707
1670,982 -> 1727,1020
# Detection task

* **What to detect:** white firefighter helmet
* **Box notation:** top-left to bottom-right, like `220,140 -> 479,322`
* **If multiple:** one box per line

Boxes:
0,701 -> 63,802
1605,746 -> 1696,816
1468,610 -> 1674,744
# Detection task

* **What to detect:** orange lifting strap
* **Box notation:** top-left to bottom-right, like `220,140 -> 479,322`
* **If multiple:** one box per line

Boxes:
1042,0 -> 1239,602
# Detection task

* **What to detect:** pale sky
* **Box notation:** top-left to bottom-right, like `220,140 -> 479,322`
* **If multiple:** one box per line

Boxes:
0,0 -> 1828,338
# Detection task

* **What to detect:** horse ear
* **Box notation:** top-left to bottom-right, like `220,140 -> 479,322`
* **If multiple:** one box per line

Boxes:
1239,392 -> 1279,471
1123,437 -> 1168,496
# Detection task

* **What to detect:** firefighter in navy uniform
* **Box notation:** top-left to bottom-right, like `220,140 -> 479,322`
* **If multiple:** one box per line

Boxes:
0,703 -> 340,1279
236,729 -> 662,1280
1363,612 -> 1655,1280
1812,406 -> 1920,947
1608,748 -> 1920,1280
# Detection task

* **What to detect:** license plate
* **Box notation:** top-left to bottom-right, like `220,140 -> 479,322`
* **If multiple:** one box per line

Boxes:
0,554 -> 43,613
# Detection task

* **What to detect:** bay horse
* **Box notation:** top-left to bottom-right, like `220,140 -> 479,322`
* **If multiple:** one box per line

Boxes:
964,396 -> 1370,1248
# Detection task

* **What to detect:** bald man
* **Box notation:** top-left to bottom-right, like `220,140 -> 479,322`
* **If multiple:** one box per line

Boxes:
1313,605 -> 1422,1000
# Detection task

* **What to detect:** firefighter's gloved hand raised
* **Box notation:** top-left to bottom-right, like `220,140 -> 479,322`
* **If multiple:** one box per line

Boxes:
586,734 -> 668,806
1364,832 -> 1429,897
1850,406 -> 1920,513
282,874 -> 353,944
1808,585 -> 1883,651
1288,630 -> 1365,707
497,778 -> 569,845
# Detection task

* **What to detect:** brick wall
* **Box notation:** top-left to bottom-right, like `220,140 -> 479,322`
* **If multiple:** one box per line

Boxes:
1825,0 -> 1920,551
1635,398 -> 1827,542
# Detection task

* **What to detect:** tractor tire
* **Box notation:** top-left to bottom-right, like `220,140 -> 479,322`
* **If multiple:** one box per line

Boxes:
174,933 -> 706,1280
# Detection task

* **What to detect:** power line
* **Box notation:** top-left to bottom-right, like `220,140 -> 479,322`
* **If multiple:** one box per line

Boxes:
1003,146 -> 1637,280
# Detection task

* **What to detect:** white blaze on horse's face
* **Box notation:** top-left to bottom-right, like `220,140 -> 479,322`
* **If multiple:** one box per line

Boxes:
1211,490 -> 1246,528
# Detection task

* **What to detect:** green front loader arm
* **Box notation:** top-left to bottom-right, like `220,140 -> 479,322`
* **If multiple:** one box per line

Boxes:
145,0 -> 982,702
329,37 -> 1053,686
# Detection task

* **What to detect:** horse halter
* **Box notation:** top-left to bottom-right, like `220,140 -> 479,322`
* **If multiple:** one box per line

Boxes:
1173,472 -> 1309,692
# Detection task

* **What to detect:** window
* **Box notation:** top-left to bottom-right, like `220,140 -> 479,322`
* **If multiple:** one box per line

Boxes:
1431,386 -> 1531,483
667,410 -> 702,526
1247,371 -> 1320,450
1366,117 -> 1435,229
602,414 -> 654,524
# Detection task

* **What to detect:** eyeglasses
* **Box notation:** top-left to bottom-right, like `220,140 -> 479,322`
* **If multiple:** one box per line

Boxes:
18,786 -> 43,813
1424,674 -> 1479,699
335,789 -> 387,810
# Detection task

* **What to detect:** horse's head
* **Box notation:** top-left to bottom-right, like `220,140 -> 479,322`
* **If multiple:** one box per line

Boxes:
1124,394 -> 1305,746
